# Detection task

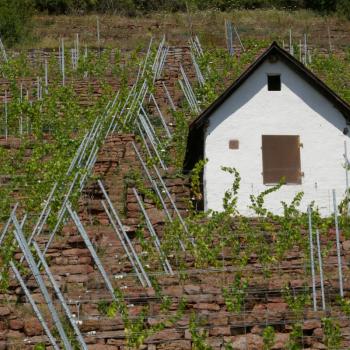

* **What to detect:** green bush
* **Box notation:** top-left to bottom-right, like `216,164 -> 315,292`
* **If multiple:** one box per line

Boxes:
337,0 -> 350,19
0,0 -> 33,46
34,0 -> 97,13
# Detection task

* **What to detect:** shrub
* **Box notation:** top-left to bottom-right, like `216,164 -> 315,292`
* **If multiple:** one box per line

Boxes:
0,0 -> 33,46
34,0 -> 97,14
337,0 -> 350,19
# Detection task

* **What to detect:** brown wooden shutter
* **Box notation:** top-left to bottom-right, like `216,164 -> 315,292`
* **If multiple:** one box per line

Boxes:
262,135 -> 302,184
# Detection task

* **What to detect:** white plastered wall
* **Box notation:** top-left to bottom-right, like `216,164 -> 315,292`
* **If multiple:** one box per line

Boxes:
204,59 -> 350,216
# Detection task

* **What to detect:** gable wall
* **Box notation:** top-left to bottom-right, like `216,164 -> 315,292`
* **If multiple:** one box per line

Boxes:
204,59 -> 350,215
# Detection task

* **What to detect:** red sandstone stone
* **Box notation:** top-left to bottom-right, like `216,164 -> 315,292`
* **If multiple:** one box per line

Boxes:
209,326 -> 231,336
0,308 -> 10,317
193,303 -> 220,311
9,319 -> 23,330
147,329 -> 181,342
24,318 -> 43,336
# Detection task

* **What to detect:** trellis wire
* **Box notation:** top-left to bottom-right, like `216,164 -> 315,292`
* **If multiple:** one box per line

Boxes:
132,187 -> 174,275
11,213 -> 72,350
9,261 -> 60,350
33,241 -> 89,350
307,205 -> 317,311
332,189 -> 344,297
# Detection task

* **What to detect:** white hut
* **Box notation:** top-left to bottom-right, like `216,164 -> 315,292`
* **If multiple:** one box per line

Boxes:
184,42 -> 350,215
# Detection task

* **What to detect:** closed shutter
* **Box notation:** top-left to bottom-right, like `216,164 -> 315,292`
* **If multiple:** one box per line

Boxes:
262,135 -> 302,184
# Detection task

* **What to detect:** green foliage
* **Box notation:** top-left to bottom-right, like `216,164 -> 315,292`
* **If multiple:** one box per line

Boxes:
190,159 -> 207,202
189,313 -> 213,350
262,326 -> 275,350
99,288 -> 186,349
0,0 -> 33,46
322,318 -> 342,349
249,180 -> 284,217
221,166 -> 241,214
338,297 -> 350,317
31,0 -> 350,14
286,323 -> 303,350
222,273 -> 248,313
33,343 -> 46,350
282,285 -> 310,319
337,0 -> 350,18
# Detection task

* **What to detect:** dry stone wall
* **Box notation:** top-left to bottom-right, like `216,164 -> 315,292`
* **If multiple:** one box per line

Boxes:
1,46 -> 350,349
1,133 -> 350,349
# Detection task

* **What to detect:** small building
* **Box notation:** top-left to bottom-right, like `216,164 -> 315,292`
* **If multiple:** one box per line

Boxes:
184,42 -> 350,216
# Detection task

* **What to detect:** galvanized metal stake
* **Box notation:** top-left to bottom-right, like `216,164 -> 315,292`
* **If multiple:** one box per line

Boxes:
332,189 -> 344,297
316,229 -> 326,310
307,205 -> 317,311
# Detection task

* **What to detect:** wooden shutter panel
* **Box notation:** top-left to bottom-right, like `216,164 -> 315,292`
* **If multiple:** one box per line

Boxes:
262,135 -> 302,184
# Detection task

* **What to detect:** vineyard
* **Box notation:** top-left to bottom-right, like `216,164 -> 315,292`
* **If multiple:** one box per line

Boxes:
0,12 -> 350,350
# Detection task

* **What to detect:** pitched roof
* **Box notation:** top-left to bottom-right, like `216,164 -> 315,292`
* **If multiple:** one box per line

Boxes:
183,41 -> 350,172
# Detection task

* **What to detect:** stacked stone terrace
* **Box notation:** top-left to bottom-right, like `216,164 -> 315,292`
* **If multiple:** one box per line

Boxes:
0,46 -> 350,350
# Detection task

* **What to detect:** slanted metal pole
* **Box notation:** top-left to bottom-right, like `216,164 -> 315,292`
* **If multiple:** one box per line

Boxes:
98,180 -> 152,287
102,201 -> 150,288
152,164 -> 193,243
11,214 -> 72,350
141,37 -> 154,78
61,38 -> 65,86
33,242 -> 88,350
289,29 -> 294,55
0,203 -> 19,245
131,142 -> 185,252
132,188 -> 173,275
316,229 -> 326,310
42,172 -> 80,256
10,261 -> 60,350
66,204 -> 118,300
97,16 -> 101,54
332,190 -> 344,297
44,60 -> 48,94
137,121 -> 167,171
307,205 -> 317,311
4,90 -> 8,140
150,94 -> 171,138
344,140 -> 350,215
233,25 -> 245,52
27,182 -> 57,245
0,37 -> 8,62
162,82 -> 176,111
